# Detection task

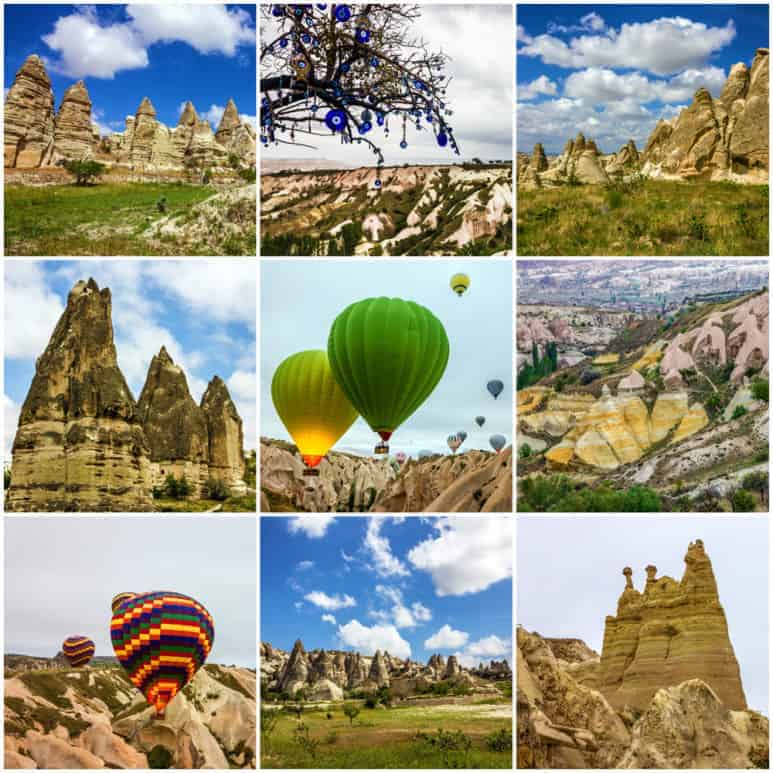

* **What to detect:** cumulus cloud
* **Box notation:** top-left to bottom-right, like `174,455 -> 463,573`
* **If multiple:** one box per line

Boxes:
337,619 -> 411,659
455,634 -> 512,668
42,4 -> 254,79
373,585 -> 432,629
517,75 -> 558,101
322,613 -> 337,625
305,591 -> 356,611
407,517 -> 512,596
548,12 -> 605,35
296,560 -> 314,571
288,516 -> 336,538
516,24 -> 532,44
364,519 -> 410,578
424,624 -> 469,650
520,16 -> 736,75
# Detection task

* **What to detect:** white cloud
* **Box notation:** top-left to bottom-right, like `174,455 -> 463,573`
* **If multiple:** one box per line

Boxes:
408,517 -> 512,596
548,12 -> 605,35
296,560 -> 314,571
322,613 -> 337,625
294,601 -> 303,610
411,601 -> 432,623
517,75 -> 558,101
424,624 -> 469,650
41,4 -> 253,80
304,590 -> 356,611
227,369 -> 256,451
374,585 -> 432,629
337,619 -> 411,659
341,549 -> 354,563
4,394 -> 21,461
521,16 -> 736,75
516,24 -> 532,44
454,634 -> 512,668
364,518 -> 410,578
288,516 -> 335,538
4,262 -> 64,359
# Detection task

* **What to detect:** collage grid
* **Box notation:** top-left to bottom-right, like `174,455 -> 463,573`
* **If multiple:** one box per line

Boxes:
0,1 -> 771,772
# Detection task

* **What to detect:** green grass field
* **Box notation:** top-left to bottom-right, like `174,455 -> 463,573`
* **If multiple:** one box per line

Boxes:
517,179 -> 768,255
4,183 -> 218,255
261,702 -> 512,769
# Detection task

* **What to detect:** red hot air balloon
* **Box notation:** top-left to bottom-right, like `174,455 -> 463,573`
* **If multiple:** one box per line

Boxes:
62,636 -> 95,668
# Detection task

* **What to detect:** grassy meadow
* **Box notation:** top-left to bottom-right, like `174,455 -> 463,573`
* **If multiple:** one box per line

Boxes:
4,182 -> 255,256
261,701 -> 513,769
517,178 -> 768,256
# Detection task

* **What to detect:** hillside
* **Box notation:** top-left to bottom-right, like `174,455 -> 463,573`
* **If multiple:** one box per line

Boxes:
260,439 -> 512,513
260,163 -> 512,256
4,661 -> 255,769
517,290 -> 769,511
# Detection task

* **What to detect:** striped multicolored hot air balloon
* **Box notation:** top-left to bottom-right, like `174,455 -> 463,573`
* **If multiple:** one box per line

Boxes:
110,591 -> 214,718
111,592 -> 137,614
62,636 -> 95,668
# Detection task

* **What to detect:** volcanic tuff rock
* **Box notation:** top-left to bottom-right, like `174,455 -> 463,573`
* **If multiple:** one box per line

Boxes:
201,377 -> 247,495
4,54 -> 256,172
4,55 -> 55,168
598,540 -> 747,712
4,663 -> 255,769
5,279 -> 153,512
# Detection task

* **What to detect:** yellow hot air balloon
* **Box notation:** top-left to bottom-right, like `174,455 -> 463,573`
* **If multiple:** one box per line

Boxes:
271,350 -> 359,475
449,273 -> 470,297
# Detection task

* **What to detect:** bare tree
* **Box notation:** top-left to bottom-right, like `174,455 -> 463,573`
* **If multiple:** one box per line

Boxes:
260,3 -> 459,184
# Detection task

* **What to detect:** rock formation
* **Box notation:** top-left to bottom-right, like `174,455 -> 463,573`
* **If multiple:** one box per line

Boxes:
137,347 -> 210,496
7,280 -> 248,511
4,55 -> 256,172
598,540 -> 747,712
201,376 -> 247,495
262,640 -> 509,700
5,279 -> 153,512
517,627 -> 767,769
4,54 -> 55,167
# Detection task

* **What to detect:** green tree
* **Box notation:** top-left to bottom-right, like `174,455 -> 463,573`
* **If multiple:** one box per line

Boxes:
742,471 -> 768,506
342,702 -> 360,726
730,488 -> 755,512
61,159 -> 106,186
752,379 -> 769,402
519,443 -> 533,460
732,405 -> 748,420
260,708 -> 281,756
147,745 -> 173,769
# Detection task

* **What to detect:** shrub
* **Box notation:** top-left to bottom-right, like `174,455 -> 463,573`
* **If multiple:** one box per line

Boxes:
731,488 -> 755,512
732,405 -> 748,420
579,368 -> 600,385
364,696 -> 378,709
519,443 -> 532,460
293,722 -> 320,759
156,196 -> 168,214
260,708 -> 281,755
204,477 -> 230,501
164,474 -> 192,500
742,471 -> 768,504
147,745 -> 173,769
342,702 -> 360,725
606,189 -> 624,209
485,726 -> 513,752
751,379 -> 769,402
687,210 -> 710,242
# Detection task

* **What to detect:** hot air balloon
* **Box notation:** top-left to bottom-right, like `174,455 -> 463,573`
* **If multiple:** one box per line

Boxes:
111,592 -> 136,614
395,452 -> 407,464
490,434 -> 506,453
449,273 -> 470,297
457,430 -> 468,443
418,449 -> 433,459
272,350 -> 359,475
111,591 -> 214,718
487,380 -> 504,399
475,416 -> 485,427
328,297 -> 449,454
62,636 -> 95,668
448,434 -> 462,453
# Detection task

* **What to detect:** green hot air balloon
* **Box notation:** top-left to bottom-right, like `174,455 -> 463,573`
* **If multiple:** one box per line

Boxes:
328,297 -> 449,454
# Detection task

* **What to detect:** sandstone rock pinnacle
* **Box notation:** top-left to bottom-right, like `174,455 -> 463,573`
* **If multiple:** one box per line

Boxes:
53,80 -> 97,163
136,96 -> 157,118
6,278 -> 153,512
201,376 -> 247,495
598,539 -> 747,711
178,101 -> 198,127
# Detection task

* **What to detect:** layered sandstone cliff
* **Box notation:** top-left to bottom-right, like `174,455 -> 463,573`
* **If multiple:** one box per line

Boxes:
6,279 -> 153,512
201,377 -> 247,496
598,540 -> 747,712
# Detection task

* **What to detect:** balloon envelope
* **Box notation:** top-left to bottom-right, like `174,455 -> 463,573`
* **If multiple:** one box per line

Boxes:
449,273 -> 470,297
418,449 -> 432,458
272,350 -> 359,468
457,430 -> 468,443
447,434 -> 461,453
487,380 -> 504,399
62,636 -> 95,668
475,416 -> 485,427
328,297 -> 449,443
111,592 -> 137,614
395,452 -> 407,463
490,434 -> 506,453
111,590 -> 214,717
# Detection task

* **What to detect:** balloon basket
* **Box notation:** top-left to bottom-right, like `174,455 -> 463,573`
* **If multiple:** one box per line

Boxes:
303,468 -> 320,477
375,443 -> 389,455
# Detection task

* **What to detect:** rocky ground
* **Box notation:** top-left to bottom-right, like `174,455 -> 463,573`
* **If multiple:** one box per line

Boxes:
517,290 -> 769,511
260,439 -> 512,512
4,661 -> 256,769
260,163 -> 512,256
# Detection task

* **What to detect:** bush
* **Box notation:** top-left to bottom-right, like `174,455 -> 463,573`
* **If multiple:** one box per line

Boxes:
580,368 -> 600,385
732,405 -> 748,420
751,379 -> 769,402
485,726 -> 512,752
204,477 -> 230,501
687,210 -> 710,242
519,475 -> 662,512
147,745 -> 173,769
60,159 -> 106,185
238,167 -> 257,184
742,471 -> 768,504
731,488 -> 755,512
156,196 -> 168,214
519,443 -> 532,460
364,696 -> 378,709
163,474 -> 192,500
606,189 -> 624,209
342,702 -> 360,725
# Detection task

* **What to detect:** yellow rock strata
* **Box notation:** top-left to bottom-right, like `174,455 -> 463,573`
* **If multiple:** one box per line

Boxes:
632,342 -> 665,371
593,353 -> 620,365
672,404 -> 709,443
517,387 -> 550,416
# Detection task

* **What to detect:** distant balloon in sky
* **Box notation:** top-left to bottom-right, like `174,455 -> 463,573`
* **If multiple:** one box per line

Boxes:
448,434 -> 462,453
475,416 -> 486,427
328,297 -> 449,454
418,449 -> 433,458
271,350 -> 359,475
395,451 -> 407,464
62,636 -> 95,668
449,273 -> 470,297
111,590 -> 214,718
487,380 -> 504,399
457,430 -> 467,443
490,434 -> 506,453
111,592 -> 137,614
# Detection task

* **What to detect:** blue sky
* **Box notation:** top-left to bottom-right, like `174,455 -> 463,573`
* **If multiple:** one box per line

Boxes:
519,516 -> 769,715
4,261 -> 256,460
6,517 -> 256,668
261,516 -> 513,667
4,4 -> 256,134
517,4 -> 769,153
261,260 -> 513,457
